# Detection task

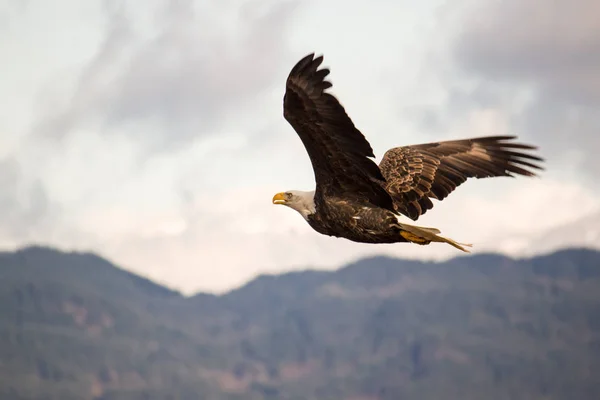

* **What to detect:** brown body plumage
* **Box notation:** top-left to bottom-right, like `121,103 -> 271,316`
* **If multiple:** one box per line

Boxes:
272,53 -> 544,251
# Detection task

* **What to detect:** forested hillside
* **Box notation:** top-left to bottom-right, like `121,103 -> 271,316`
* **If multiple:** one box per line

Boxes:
1,246 -> 599,399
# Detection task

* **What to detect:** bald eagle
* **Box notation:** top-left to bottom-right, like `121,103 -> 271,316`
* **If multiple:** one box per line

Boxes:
272,53 -> 544,252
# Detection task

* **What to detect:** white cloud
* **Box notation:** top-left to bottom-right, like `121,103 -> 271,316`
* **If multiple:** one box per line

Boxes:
1,0 -> 598,294
35,176 -> 595,295
525,208 -> 600,255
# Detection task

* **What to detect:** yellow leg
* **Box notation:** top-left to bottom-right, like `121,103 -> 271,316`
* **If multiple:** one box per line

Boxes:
400,231 -> 431,245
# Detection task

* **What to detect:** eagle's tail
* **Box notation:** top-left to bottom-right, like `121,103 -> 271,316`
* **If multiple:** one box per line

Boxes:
395,222 -> 473,253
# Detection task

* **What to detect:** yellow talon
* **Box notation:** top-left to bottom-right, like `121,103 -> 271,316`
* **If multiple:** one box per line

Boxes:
400,231 -> 431,245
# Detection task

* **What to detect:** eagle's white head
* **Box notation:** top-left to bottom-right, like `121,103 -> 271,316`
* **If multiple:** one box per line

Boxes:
272,190 -> 316,220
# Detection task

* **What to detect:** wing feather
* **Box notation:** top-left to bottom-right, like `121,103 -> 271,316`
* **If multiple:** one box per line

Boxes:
283,53 -> 395,211
379,136 -> 544,220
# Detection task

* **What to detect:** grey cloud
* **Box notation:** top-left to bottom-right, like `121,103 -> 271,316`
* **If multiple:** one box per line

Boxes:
407,83 -> 505,138
456,0 -> 600,103
37,0 -> 299,153
37,0 -> 135,142
0,157 -> 55,239
451,0 -> 600,174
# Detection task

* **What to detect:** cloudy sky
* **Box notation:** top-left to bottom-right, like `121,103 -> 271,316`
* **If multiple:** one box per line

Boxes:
2,0 -> 599,294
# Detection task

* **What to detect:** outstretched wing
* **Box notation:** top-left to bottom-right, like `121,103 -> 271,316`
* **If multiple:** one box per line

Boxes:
283,53 -> 395,212
379,136 -> 544,220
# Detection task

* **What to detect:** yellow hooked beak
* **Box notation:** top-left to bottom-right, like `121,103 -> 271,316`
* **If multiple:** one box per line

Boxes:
272,192 -> 287,205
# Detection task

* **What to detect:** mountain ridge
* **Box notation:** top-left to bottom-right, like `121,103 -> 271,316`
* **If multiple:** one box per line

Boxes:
1,245 -> 599,399
6,244 -> 597,298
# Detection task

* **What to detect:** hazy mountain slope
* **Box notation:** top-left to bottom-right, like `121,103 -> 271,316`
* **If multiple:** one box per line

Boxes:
0,247 -> 225,400
0,246 -> 599,399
